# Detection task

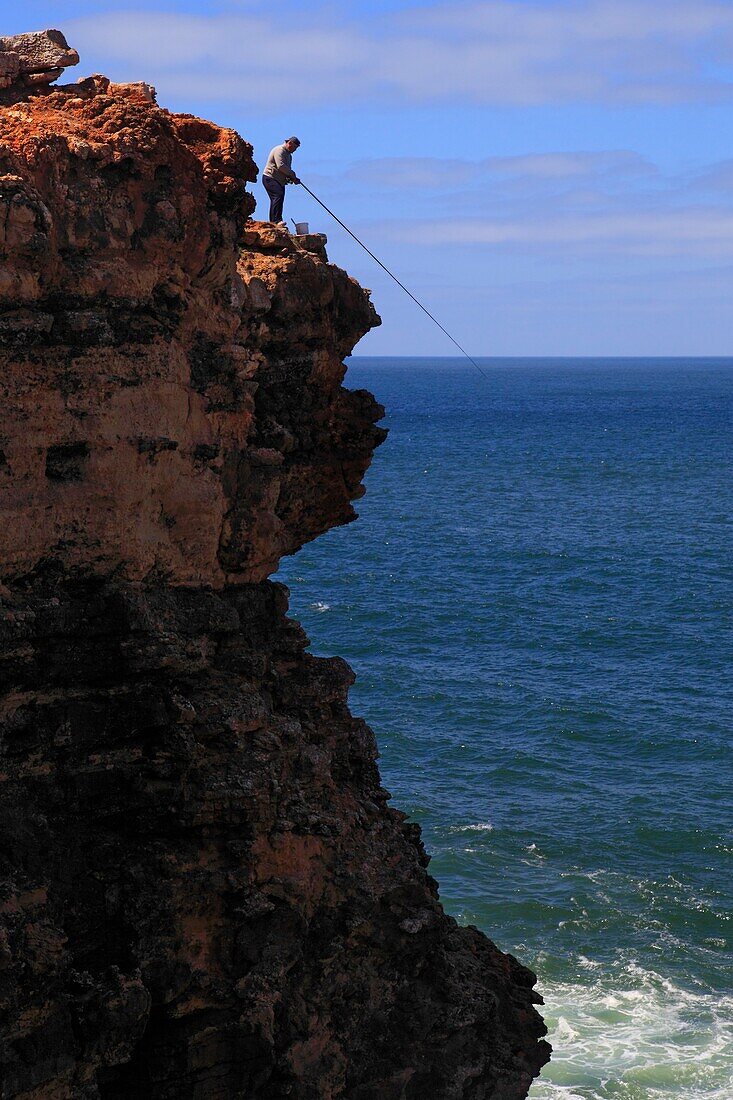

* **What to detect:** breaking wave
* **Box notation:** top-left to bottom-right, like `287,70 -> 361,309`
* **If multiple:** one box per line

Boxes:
530,962 -> 733,1099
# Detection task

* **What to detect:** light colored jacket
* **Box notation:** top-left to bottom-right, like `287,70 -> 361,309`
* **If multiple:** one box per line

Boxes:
263,144 -> 298,184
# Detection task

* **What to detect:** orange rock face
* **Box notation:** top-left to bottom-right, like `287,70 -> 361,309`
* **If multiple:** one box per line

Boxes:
0,75 -> 383,585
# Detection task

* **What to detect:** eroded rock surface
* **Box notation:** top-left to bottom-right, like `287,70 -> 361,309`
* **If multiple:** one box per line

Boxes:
0,29 -> 79,90
0,66 -> 549,1098
0,77 -> 383,584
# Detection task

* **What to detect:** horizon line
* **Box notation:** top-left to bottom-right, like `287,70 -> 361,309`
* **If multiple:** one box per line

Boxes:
346,354 -> 733,361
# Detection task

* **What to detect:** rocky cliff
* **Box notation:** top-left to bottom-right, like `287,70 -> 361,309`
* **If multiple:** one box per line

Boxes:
0,41 -> 549,1100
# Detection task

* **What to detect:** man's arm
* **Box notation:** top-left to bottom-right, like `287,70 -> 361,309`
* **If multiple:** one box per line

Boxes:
273,146 -> 299,182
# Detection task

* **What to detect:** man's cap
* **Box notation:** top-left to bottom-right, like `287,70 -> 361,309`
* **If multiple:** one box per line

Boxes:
286,136 -> 301,146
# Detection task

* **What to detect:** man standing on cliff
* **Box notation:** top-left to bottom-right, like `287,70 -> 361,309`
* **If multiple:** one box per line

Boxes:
262,137 -> 301,225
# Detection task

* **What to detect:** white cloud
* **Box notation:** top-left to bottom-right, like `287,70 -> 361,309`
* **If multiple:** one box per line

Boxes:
342,152 -> 655,190
68,1 -> 733,108
307,151 -> 733,261
390,209 -> 733,259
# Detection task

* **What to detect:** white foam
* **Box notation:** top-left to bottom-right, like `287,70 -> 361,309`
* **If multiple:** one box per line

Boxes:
446,822 -> 494,834
529,962 -> 733,1099
309,601 -> 331,613
524,843 -> 547,860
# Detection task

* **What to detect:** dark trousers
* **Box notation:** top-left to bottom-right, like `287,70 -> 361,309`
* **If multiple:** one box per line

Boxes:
263,174 -> 285,223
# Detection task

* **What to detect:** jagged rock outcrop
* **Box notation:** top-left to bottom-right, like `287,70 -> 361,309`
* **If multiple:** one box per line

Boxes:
0,60 -> 549,1099
0,29 -> 79,91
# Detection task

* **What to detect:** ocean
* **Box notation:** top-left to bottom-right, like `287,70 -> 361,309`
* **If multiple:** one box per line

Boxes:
276,358 -> 733,1099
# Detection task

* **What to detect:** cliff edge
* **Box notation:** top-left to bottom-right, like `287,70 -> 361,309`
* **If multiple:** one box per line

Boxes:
0,41 -> 549,1100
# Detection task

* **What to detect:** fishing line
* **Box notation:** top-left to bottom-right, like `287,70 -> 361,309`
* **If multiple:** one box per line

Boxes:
297,181 -> 489,381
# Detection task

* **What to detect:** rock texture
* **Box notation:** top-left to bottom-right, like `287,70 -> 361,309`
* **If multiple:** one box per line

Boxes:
0,77 -> 382,585
0,64 -> 549,1099
0,30 -> 79,91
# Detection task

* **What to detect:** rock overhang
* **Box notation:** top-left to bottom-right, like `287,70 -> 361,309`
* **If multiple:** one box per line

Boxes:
0,75 -> 385,587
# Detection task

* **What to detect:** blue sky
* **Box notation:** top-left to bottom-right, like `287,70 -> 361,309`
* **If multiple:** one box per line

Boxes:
6,1 -> 733,355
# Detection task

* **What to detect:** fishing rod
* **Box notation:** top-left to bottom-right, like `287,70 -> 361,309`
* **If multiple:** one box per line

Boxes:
296,180 -> 489,381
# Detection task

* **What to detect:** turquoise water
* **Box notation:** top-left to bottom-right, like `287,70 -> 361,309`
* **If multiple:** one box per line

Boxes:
276,358 -> 733,1099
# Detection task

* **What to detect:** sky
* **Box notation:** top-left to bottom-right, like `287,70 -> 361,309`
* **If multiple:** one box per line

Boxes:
6,1 -> 733,355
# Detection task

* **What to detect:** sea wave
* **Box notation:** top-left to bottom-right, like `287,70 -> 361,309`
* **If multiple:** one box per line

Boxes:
530,962 -> 733,1099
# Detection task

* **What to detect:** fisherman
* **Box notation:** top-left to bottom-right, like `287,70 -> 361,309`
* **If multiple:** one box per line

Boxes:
262,136 -> 301,225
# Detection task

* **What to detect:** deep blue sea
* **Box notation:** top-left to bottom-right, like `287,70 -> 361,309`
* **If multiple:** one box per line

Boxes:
276,358 -> 733,1099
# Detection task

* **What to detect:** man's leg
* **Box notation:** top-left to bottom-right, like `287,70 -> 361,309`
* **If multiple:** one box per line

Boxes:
263,176 -> 285,223
271,180 -> 284,223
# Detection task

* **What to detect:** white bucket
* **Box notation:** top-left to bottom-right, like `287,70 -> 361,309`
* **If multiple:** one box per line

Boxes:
294,221 -> 309,235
